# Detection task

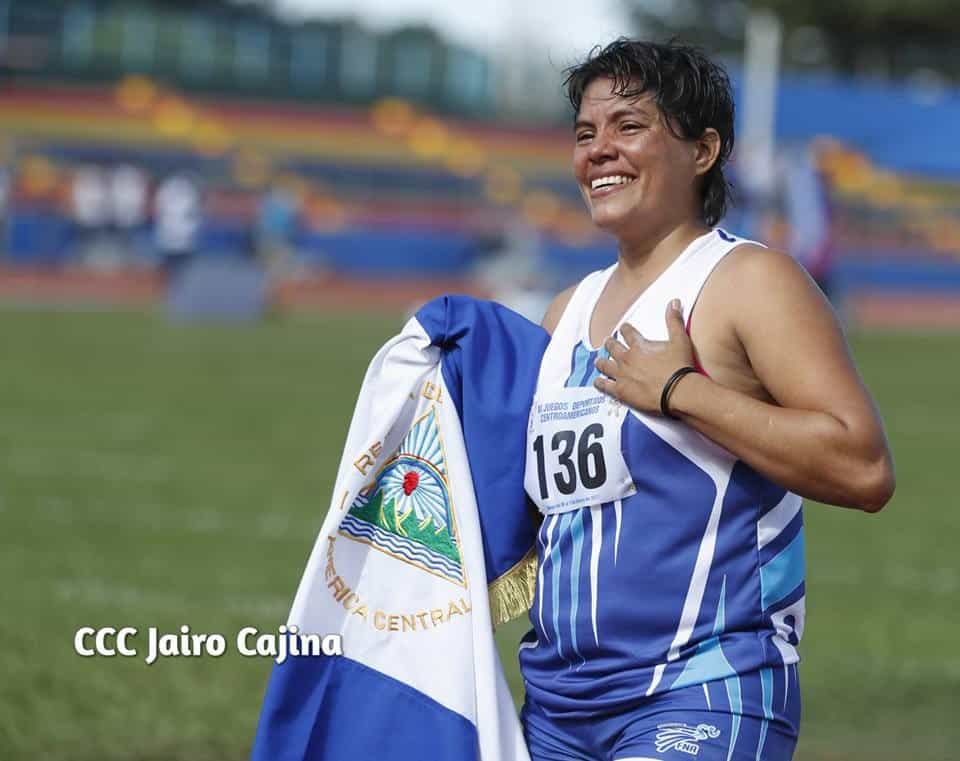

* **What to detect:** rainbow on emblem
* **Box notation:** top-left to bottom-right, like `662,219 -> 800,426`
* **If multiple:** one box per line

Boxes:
340,407 -> 465,586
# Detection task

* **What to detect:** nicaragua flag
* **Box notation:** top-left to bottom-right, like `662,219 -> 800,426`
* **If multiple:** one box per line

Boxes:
252,295 -> 548,761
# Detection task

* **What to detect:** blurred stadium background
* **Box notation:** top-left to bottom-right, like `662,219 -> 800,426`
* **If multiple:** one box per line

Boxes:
1,1 -> 958,759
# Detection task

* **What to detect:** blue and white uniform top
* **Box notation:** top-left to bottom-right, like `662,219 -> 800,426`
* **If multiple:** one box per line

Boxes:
519,229 -> 805,727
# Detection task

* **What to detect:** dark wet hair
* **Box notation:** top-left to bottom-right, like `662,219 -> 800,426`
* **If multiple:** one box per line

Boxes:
564,39 -> 735,226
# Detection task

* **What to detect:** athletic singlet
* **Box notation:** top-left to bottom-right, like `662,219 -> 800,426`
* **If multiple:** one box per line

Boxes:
519,228 -> 805,723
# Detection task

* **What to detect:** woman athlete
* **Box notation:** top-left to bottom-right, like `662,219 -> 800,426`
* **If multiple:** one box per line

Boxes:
519,39 -> 894,761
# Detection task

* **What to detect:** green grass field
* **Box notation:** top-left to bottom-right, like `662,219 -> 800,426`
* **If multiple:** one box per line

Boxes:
1,307 -> 957,760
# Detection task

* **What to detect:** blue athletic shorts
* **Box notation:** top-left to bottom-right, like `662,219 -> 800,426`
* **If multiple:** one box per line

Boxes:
521,672 -> 799,761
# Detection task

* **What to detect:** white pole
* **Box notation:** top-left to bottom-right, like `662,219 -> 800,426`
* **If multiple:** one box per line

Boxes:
740,9 -> 782,200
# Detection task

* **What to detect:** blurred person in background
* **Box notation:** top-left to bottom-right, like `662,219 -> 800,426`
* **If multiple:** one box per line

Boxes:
0,160 -> 9,242
153,172 -> 201,281
255,181 -> 300,279
519,39 -> 894,761
782,143 -> 835,299
109,163 -> 149,265
476,216 -> 553,323
71,164 -> 111,263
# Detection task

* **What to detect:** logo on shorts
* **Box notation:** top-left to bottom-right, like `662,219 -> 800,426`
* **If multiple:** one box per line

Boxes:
654,723 -> 721,756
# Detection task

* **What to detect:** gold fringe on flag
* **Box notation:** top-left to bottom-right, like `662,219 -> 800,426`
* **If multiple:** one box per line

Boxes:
487,545 -> 537,629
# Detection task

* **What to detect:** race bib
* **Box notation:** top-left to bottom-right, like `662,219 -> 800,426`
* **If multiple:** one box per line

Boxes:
524,386 -> 636,515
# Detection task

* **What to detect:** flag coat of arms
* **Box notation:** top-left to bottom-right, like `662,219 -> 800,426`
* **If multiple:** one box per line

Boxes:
252,295 -> 548,761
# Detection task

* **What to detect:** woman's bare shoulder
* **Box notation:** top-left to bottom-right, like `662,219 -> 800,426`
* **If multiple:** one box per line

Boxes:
541,284 -> 579,335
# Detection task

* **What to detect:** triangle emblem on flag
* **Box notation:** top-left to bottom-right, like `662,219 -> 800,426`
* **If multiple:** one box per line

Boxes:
340,406 -> 465,587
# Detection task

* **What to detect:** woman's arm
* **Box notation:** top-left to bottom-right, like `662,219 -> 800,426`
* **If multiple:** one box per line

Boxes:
595,247 -> 895,512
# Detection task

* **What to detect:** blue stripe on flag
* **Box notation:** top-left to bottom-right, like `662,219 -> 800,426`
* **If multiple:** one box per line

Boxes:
252,655 -> 478,761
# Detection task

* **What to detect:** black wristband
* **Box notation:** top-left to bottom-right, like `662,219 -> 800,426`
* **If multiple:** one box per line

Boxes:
660,366 -> 699,420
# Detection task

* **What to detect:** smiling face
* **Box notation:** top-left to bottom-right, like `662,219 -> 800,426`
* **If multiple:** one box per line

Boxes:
573,77 -> 706,241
